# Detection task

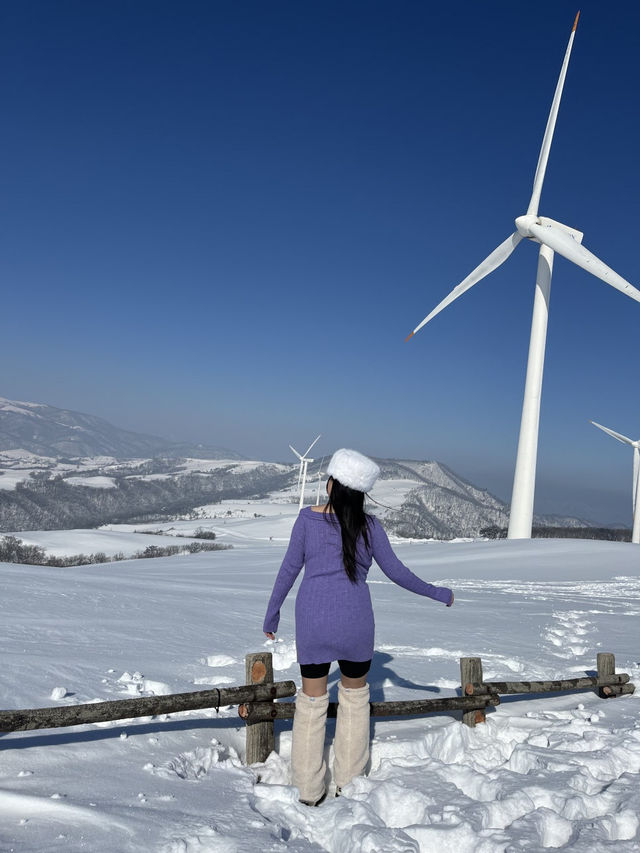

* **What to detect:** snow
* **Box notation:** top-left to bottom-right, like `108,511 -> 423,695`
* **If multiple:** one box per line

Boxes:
62,476 -> 117,489
106,500 -> 298,546
126,459 -> 290,483
0,452 -> 124,491
0,504 -> 639,852
0,449 -> 52,462
0,399 -> 40,416
12,528 -> 191,558
369,477 -> 424,514
0,470 -> 36,490
176,458 -> 288,475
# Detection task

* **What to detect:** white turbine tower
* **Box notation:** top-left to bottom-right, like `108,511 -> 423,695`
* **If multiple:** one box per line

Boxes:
406,12 -> 640,539
315,457 -> 326,506
289,435 -> 321,511
591,421 -> 640,544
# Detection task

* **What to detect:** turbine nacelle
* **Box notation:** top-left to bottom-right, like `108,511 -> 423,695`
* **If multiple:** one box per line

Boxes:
515,215 -> 584,244
515,214 -> 539,238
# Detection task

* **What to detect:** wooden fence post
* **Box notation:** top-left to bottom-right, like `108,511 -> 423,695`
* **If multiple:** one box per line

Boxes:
597,652 -> 616,699
244,652 -> 275,764
460,657 -> 486,727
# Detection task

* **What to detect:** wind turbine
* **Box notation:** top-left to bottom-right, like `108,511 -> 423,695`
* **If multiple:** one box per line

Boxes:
591,421 -> 640,544
289,435 -> 321,511
406,12 -> 640,539
315,456 -> 326,506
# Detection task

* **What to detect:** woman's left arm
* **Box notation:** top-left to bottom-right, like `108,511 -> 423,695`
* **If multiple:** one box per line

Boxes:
370,519 -> 453,605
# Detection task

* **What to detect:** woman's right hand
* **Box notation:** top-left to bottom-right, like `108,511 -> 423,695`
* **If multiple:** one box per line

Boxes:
447,592 -> 454,607
264,632 -> 276,640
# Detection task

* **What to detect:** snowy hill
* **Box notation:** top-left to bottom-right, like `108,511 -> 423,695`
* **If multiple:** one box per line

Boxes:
0,443 -> 591,537
0,512 -> 638,851
0,455 -> 292,532
0,396 -> 240,460
373,460 -> 588,539
0,399 -> 593,536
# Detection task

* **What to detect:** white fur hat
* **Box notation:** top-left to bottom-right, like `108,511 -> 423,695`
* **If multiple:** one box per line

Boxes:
327,448 -> 380,493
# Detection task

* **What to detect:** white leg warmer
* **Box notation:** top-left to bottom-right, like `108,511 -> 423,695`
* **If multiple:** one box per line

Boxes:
291,691 -> 329,805
333,682 -> 370,789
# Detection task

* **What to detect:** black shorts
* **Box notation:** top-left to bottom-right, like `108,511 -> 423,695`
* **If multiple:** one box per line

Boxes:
299,659 -> 371,679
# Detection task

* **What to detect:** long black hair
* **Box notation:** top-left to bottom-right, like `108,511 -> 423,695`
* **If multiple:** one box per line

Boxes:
323,477 -> 371,583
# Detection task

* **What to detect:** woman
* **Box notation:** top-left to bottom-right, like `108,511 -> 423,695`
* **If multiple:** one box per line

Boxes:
263,448 -> 454,805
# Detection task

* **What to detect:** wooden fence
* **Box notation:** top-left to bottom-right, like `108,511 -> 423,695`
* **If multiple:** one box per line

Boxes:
0,650 -> 633,766
241,651 -> 635,761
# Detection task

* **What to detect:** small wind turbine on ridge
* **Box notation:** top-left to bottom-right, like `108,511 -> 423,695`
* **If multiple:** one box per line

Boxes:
591,421 -> 640,544
289,435 -> 321,511
315,456 -> 326,506
406,11 -> 640,539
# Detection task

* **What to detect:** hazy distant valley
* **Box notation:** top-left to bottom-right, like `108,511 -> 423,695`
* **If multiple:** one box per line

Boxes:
0,396 -> 591,538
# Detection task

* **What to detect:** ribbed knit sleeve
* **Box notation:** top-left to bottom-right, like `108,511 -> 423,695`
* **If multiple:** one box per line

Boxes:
370,519 -> 453,605
263,514 -> 306,634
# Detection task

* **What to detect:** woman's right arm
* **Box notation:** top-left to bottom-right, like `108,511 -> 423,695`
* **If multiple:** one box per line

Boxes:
263,515 -> 306,635
370,519 -> 453,605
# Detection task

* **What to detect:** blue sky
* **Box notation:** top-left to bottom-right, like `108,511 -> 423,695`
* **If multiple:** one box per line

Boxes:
2,0 -> 639,525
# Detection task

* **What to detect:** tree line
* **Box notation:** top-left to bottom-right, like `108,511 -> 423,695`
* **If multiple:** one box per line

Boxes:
0,535 -> 230,568
480,526 -> 631,542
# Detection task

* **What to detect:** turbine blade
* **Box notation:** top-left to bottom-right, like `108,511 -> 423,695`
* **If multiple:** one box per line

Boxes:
634,447 -> 639,514
304,435 -> 321,457
406,233 -> 522,339
527,12 -> 580,216
289,445 -> 303,460
591,420 -> 634,446
529,223 -> 640,304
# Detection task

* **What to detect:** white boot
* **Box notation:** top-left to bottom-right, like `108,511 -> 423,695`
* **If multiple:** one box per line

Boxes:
291,691 -> 329,805
333,683 -> 370,791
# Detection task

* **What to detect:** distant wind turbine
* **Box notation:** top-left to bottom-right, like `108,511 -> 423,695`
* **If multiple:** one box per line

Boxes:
315,456 -> 326,506
406,12 -> 640,539
289,436 -> 321,511
591,421 -> 640,544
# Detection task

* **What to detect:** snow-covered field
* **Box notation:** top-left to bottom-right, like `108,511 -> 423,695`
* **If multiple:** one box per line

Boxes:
0,452 -> 117,491
1,504 -> 639,852
0,451 -> 289,492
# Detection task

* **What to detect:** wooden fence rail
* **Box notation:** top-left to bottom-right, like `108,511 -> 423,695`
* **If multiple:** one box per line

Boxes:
464,674 -> 630,695
456,652 -> 635,729
238,694 -> 501,725
0,650 -> 634,770
243,650 -> 635,762
0,681 -> 296,733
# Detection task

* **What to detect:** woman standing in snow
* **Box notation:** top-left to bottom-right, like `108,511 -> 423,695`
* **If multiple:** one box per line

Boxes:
263,448 -> 454,805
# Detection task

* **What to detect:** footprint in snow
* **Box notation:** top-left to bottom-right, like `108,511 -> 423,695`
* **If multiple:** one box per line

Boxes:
117,671 -> 171,696
202,654 -> 237,667
146,740 -> 241,780
542,610 -> 593,659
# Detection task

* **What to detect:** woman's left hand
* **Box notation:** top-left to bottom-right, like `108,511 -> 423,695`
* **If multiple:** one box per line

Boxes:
264,632 -> 276,640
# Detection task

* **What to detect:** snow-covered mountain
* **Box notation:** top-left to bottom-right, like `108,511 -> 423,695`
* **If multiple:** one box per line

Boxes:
0,396 -> 240,460
0,398 -> 592,536
0,450 -> 590,537
0,455 -> 292,532
372,460 -> 588,539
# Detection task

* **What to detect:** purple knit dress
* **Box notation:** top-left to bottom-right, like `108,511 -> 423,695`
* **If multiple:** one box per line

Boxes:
263,507 -> 453,665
